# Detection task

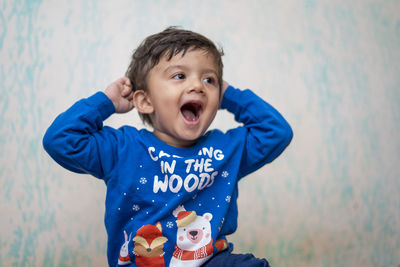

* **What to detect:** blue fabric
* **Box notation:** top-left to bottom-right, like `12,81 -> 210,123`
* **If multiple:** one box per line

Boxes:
43,85 -> 292,266
202,243 -> 270,267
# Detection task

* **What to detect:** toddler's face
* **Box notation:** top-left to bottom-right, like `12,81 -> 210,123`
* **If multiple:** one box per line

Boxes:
146,49 -> 220,147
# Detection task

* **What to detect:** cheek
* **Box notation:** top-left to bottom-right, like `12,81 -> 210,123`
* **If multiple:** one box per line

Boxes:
179,236 -> 184,241
205,100 -> 219,120
206,233 -> 210,238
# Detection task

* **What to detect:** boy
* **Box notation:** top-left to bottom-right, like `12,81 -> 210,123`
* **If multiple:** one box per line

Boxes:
43,27 -> 293,267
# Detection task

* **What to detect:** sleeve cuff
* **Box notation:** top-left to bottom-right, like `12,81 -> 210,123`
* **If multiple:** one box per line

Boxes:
220,85 -> 236,110
86,91 -> 116,121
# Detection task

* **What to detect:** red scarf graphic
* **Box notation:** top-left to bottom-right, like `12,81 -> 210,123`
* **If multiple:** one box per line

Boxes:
118,254 -> 131,263
172,239 -> 214,260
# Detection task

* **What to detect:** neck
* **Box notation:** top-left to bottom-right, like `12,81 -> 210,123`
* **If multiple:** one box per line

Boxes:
153,130 -> 197,148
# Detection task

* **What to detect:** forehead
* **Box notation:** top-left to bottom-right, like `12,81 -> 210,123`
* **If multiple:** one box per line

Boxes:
155,49 -> 219,73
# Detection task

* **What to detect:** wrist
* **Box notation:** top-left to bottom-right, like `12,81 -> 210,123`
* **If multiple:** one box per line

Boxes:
89,92 -> 116,119
104,90 -> 119,111
220,85 -> 236,110
219,80 -> 229,106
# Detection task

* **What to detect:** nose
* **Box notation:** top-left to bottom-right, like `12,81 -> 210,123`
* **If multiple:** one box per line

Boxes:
146,248 -> 152,252
189,230 -> 198,237
187,78 -> 204,94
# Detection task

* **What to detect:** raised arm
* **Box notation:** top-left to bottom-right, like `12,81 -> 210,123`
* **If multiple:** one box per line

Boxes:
42,77 -> 133,179
221,84 -> 293,178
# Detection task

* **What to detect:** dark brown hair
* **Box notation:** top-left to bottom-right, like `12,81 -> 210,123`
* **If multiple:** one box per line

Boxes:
125,26 -> 224,126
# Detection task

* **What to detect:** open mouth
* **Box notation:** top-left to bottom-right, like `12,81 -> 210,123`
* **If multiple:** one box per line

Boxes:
180,102 -> 203,122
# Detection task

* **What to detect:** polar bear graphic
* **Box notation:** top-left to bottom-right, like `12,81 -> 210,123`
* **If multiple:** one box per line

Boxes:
170,205 -> 214,267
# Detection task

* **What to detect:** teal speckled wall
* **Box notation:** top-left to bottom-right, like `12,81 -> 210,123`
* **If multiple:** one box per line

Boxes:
1,0 -> 399,266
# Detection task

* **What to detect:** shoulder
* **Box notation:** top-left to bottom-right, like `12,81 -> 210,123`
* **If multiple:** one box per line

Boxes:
97,125 -> 144,146
205,127 -> 247,139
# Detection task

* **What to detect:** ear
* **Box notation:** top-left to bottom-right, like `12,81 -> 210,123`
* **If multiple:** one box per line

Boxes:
156,222 -> 162,232
133,90 -> 154,114
203,213 -> 213,222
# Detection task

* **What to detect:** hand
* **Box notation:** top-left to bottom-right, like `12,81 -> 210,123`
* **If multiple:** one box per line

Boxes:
219,80 -> 229,105
104,77 -> 134,113
222,80 -> 229,95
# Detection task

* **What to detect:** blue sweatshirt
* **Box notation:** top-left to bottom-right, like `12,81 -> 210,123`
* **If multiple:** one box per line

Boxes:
43,85 -> 292,267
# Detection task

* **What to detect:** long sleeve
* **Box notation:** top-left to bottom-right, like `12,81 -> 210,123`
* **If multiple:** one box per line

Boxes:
42,92 -> 119,180
221,86 -> 293,178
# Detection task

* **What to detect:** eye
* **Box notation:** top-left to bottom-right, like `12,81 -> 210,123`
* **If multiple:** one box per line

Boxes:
173,73 -> 185,80
203,77 -> 215,84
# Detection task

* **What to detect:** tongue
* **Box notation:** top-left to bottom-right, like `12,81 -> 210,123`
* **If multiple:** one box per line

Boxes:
182,109 -> 197,121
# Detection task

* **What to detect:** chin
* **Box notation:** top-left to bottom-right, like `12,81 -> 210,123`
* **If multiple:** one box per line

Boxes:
175,133 -> 202,147
181,130 -> 205,141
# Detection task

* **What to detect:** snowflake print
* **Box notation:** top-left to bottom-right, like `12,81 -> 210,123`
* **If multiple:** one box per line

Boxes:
192,194 -> 198,200
132,204 -> 140,212
139,177 -> 147,184
225,195 -> 231,203
166,221 -> 174,228
222,171 -> 229,178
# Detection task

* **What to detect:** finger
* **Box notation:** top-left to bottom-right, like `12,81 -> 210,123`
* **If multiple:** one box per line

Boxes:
124,77 -> 131,86
127,94 -> 133,102
115,77 -> 125,85
124,82 -> 132,92
122,84 -> 131,95
124,78 -> 134,92
121,85 -> 131,97
119,77 -> 130,89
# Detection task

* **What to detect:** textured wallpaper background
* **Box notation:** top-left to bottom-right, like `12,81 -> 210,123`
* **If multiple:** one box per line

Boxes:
1,0 -> 399,266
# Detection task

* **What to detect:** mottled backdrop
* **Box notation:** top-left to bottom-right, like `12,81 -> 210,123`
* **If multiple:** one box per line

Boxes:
1,0 -> 399,266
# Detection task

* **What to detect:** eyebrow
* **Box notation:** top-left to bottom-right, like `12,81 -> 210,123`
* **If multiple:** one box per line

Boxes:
163,65 -> 218,76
